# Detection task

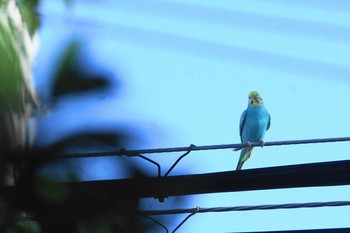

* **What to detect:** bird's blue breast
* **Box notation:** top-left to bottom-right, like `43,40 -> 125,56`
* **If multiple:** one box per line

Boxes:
242,106 -> 270,143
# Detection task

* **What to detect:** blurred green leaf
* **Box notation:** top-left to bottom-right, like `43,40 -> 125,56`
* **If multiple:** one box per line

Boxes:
34,174 -> 67,203
0,0 -> 38,111
0,8 -> 23,109
52,41 -> 111,99
17,0 -> 40,36
64,0 -> 74,6
48,130 -> 131,154
78,219 -> 112,233
5,215 -> 40,233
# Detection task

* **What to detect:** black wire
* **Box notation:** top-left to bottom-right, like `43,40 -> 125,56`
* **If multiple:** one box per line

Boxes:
138,201 -> 350,216
135,154 -> 161,177
164,144 -> 195,177
172,212 -> 197,233
24,136 -> 350,160
141,215 -> 169,233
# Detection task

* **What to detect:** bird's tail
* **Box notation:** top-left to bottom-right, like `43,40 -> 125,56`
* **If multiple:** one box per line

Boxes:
236,147 -> 254,170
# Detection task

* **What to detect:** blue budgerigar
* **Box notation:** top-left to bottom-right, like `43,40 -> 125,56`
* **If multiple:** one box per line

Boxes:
235,91 -> 271,170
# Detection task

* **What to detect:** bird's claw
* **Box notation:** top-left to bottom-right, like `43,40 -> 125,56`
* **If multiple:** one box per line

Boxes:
259,140 -> 265,148
246,141 -> 252,148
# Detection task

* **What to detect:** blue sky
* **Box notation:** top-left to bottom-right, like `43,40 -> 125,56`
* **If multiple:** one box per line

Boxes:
35,1 -> 350,232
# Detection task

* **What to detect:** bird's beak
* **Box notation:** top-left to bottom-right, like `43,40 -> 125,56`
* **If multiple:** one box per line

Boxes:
254,96 -> 260,103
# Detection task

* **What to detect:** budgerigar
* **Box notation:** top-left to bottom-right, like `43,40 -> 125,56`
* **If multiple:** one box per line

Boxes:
235,91 -> 271,170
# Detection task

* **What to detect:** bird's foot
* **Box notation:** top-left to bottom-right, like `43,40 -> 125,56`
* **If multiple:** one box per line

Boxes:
246,141 -> 252,148
259,140 -> 265,148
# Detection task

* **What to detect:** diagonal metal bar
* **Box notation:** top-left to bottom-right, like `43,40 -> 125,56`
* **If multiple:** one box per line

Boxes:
172,212 -> 197,233
164,144 -> 195,177
141,215 -> 169,233
135,154 -> 161,177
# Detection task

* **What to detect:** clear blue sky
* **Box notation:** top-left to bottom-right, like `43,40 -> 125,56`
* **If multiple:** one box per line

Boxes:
35,1 -> 350,232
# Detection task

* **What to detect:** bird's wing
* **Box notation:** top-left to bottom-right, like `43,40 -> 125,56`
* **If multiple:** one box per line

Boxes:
239,110 -> 247,142
266,113 -> 271,131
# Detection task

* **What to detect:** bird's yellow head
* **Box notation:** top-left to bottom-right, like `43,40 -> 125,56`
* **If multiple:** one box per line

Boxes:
248,91 -> 264,107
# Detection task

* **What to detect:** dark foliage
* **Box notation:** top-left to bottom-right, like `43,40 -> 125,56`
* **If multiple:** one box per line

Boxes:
0,40 -> 166,233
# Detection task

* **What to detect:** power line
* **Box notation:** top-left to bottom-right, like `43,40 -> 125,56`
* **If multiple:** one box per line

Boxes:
139,200 -> 350,216
17,136 -> 350,178
3,159 -> 350,200
30,136 -> 350,160
234,228 -> 350,233
139,201 -> 350,233
43,1 -> 350,44
41,12 -> 350,82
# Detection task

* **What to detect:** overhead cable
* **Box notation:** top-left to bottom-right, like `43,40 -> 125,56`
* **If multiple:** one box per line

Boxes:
46,136 -> 350,159
139,200 -> 350,216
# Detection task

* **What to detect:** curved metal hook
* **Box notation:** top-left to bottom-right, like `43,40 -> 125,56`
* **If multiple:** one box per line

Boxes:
164,144 -> 196,177
136,154 -> 161,177
142,215 -> 169,233
119,148 -> 161,177
172,206 -> 200,233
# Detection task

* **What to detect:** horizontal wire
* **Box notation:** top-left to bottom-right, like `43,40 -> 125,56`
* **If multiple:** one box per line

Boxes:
26,136 -> 350,160
138,200 -> 350,216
